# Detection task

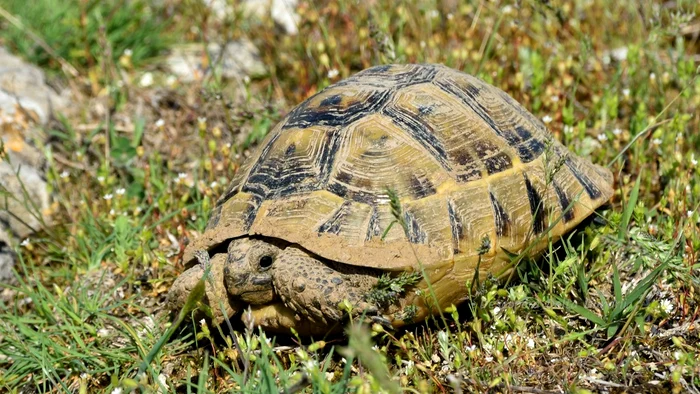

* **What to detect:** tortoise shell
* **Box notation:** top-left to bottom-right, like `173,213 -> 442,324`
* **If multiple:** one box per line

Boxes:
184,64 -> 613,278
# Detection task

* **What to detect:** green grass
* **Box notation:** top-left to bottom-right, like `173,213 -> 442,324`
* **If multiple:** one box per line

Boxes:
1,0 -> 699,392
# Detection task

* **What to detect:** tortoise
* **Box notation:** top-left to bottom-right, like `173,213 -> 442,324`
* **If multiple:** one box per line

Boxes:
168,63 -> 613,335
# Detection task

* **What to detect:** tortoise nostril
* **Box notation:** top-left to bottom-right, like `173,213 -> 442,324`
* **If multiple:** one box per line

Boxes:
259,255 -> 274,270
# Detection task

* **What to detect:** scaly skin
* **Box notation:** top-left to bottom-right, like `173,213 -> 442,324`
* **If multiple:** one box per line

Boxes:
168,237 -> 390,332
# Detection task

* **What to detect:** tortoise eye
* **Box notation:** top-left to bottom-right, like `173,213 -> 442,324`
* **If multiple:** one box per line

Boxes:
259,255 -> 274,270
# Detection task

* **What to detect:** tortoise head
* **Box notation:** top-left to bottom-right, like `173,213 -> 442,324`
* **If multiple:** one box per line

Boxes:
223,238 -> 281,305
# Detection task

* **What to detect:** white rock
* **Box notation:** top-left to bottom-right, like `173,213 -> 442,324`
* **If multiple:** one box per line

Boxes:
0,47 -> 68,125
166,40 -> 267,82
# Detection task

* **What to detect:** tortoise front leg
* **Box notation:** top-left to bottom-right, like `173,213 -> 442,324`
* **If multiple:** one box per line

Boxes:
168,252 -> 241,324
271,247 -> 384,326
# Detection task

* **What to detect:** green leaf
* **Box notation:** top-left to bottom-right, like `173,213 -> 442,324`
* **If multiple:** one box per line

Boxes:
619,172 -> 642,239
610,259 -> 671,320
556,296 -> 606,326
612,262 -> 622,307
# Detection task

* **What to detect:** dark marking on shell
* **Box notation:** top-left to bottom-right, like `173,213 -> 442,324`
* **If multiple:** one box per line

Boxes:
285,143 -> 296,156
331,277 -> 343,285
553,181 -> 575,222
318,128 -> 344,185
317,201 -> 352,235
456,169 -> 483,182
205,205 -> 223,230
365,205 -> 381,241
335,170 -> 353,184
327,182 -> 378,204
282,89 -> 392,129
447,199 -> 463,254
383,105 -> 452,172
409,175 -> 436,199
489,192 -> 511,237
515,138 -> 546,162
524,175 -> 547,234
483,152 -> 514,174
403,209 -> 427,244
515,125 -> 532,140
241,194 -> 263,231
451,145 -> 475,166
565,158 -> 602,199
434,78 -> 545,163
338,64 -> 439,89
418,105 -> 435,116
241,128 -> 343,202
472,139 -> 500,159
319,94 -> 342,107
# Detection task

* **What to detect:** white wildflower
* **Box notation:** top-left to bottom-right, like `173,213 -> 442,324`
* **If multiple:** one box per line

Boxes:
178,172 -> 187,179
485,356 -> 494,362
690,154 -> 697,166
304,360 -> 317,370
597,133 -> 608,142
97,176 -> 105,183
428,9 -> 439,19
103,194 -> 113,200
687,210 -> 694,218
109,209 -> 115,216
403,359 -> 415,374
243,75 -> 251,84
447,13 -> 454,20
60,171 -> 69,178
502,5 -> 513,14
123,49 -> 132,57
673,351 -> 683,360
190,215 -> 197,221
563,125 -> 574,134
612,128 -> 622,136
139,72 -> 154,87
111,388 -> 123,394
116,188 -> 126,195
660,299 -> 674,314
492,306 -> 501,315
649,72 -> 656,81
465,344 -> 476,352
20,238 -> 30,247
527,338 -> 535,349
155,119 -> 165,128
200,318 -> 206,326
652,138 -> 662,145
542,115 -> 553,124
327,68 -> 339,79
325,372 -> 335,381
504,334 -> 514,349
622,88 -> 630,98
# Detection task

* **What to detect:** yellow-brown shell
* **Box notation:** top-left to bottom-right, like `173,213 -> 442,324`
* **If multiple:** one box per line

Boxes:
184,64 -> 613,277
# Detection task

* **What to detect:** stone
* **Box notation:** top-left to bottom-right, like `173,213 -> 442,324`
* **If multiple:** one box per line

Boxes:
0,47 -> 60,283
0,47 -> 68,124
166,40 -> 267,82
205,0 -> 300,35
